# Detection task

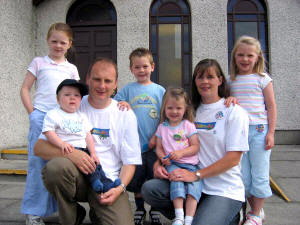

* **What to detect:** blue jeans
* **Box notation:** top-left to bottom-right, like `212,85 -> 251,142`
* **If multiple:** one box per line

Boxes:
242,124 -> 272,198
166,162 -> 202,201
141,179 -> 242,225
21,109 -> 57,216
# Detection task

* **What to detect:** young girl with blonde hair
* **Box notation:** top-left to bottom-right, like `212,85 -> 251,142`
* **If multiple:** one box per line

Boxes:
20,22 -> 79,225
229,36 -> 277,225
155,87 -> 201,225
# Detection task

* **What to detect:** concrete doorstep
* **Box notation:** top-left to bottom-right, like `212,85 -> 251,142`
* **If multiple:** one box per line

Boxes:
0,145 -> 299,224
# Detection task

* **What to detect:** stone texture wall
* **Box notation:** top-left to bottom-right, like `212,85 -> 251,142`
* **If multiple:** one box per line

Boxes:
0,0 -> 34,148
0,0 -> 299,148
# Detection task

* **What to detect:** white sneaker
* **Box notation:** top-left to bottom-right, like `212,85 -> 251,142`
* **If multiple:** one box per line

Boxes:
244,213 -> 262,225
26,215 -> 45,225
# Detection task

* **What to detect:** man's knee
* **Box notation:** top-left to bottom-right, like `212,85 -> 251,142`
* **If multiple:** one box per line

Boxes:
42,157 -> 75,189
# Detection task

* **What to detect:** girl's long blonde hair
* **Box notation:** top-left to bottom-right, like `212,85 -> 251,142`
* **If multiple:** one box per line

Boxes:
230,36 -> 266,80
160,87 -> 194,123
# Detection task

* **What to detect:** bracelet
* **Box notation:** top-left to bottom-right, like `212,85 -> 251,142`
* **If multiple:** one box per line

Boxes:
120,183 -> 126,193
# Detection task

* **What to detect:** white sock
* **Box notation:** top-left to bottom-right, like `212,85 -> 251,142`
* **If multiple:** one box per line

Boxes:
184,215 -> 194,225
175,208 -> 184,220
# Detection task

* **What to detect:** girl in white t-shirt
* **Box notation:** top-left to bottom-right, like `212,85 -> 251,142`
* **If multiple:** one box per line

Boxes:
20,22 -> 79,225
155,87 -> 200,225
229,36 -> 277,225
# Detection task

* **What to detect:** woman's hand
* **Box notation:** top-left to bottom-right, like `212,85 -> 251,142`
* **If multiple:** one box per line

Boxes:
169,168 -> 197,182
161,157 -> 171,166
224,96 -> 238,107
153,160 -> 169,179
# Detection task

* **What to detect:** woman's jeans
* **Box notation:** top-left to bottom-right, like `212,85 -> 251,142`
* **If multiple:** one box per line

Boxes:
142,179 -> 242,225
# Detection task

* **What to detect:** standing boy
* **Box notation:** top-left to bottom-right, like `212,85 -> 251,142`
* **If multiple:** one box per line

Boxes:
114,48 -> 165,225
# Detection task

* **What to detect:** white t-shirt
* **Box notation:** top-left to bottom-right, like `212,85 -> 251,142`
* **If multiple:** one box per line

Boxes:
195,98 -> 249,202
229,73 -> 272,125
42,107 -> 91,148
80,96 -> 142,180
28,56 -> 79,112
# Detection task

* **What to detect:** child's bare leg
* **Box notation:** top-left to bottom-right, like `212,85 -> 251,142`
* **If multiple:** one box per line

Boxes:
184,195 -> 198,225
248,196 -> 265,216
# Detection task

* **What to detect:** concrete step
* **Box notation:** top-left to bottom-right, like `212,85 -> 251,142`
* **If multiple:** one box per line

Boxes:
0,159 -> 27,182
0,148 -> 28,160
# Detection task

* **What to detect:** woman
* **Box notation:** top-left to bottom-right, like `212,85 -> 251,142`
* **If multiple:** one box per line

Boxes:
141,59 -> 249,225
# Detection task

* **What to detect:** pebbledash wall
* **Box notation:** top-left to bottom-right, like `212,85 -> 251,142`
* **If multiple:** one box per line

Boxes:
0,0 -> 299,149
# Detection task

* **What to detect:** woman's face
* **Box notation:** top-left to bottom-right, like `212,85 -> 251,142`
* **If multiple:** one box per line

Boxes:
194,67 -> 222,104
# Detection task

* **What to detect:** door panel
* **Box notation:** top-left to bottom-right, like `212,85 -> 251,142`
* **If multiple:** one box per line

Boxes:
70,26 -> 117,82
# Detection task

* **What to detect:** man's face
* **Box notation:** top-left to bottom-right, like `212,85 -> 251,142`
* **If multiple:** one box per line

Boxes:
87,61 -> 117,102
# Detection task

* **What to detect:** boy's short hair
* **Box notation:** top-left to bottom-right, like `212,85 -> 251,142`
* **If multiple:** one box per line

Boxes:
56,79 -> 88,98
129,47 -> 154,67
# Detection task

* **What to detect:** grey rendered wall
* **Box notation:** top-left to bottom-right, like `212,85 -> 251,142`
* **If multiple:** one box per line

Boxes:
10,0 -> 300,148
0,0 -> 34,148
268,0 -> 300,143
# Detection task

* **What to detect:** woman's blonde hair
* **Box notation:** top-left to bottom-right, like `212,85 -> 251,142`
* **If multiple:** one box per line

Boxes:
160,87 -> 194,123
230,36 -> 266,80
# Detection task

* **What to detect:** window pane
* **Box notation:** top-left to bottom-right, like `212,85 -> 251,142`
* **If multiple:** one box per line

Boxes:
158,17 -> 181,23
183,24 -> 189,52
235,22 -> 258,39
158,24 -> 182,88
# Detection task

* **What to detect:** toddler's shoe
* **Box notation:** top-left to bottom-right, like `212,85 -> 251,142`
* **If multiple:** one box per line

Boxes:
26,215 -> 45,225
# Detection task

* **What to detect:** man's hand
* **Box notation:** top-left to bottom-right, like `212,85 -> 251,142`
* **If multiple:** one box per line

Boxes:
117,101 -> 131,111
98,186 -> 123,205
66,150 -> 96,174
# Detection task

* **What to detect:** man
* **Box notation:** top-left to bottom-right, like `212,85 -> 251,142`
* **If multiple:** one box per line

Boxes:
34,58 -> 141,225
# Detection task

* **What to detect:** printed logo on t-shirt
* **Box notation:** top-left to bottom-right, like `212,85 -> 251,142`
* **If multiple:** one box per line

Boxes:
62,119 -> 83,133
130,93 -> 159,119
194,122 -> 216,130
215,111 -> 224,120
91,128 -> 110,140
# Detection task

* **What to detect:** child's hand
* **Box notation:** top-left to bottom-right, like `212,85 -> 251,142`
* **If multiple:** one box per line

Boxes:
161,156 -> 171,166
117,101 -> 131,111
148,136 -> 156,150
61,142 -> 74,154
169,150 -> 184,161
224,96 -> 238,107
91,153 -> 100,165
265,132 -> 274,150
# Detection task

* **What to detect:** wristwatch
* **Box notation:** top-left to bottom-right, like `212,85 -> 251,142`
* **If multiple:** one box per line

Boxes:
120,183 -> 126,193
195,171 -> 201,181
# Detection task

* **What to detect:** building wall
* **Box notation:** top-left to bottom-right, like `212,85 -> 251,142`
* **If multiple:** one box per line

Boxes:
0,0 -> 34,148
0,0 -> 299,148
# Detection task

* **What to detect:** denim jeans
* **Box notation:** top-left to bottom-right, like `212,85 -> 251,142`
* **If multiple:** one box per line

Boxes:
242,124 -> 272,198
21,109 -> 57,216
142,179 -> 242,225
166,162 -> 202,201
